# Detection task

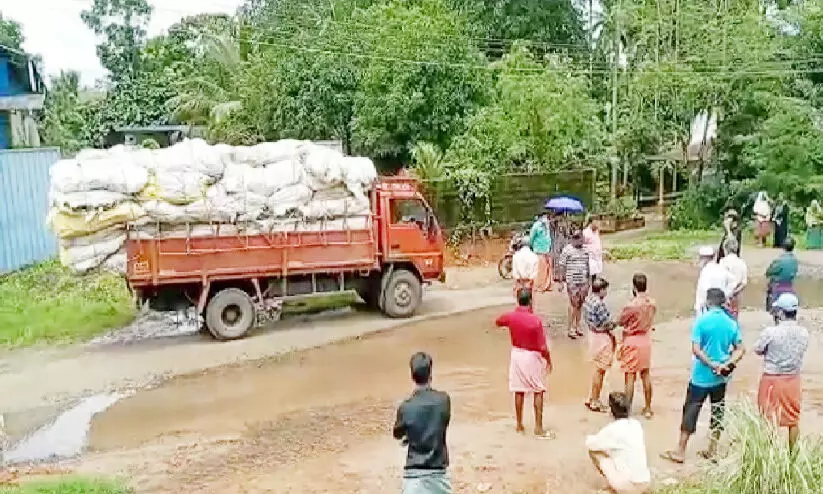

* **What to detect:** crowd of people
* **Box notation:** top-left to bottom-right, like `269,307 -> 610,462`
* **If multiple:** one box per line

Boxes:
391,211 -> 810,494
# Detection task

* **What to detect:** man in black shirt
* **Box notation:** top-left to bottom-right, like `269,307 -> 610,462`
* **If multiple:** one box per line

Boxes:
393,352 -> 452,494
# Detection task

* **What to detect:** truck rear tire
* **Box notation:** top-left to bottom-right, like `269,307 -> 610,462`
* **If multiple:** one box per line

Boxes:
382,270 -> 422,318
205,288 -> 256,341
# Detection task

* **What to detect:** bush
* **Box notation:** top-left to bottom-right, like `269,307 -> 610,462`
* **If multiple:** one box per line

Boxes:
668,180 -> 756,230
656,401 -> 823,494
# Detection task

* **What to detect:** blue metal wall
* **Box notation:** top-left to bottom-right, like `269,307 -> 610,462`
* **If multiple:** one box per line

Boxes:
0,148 -> 60,272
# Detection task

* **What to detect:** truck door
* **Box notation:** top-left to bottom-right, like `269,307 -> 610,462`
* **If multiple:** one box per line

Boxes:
386,197 -> 436,258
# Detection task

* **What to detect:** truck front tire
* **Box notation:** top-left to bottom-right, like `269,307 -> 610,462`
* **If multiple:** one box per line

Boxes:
205,288 -> 256,341
382,270 -> 422,318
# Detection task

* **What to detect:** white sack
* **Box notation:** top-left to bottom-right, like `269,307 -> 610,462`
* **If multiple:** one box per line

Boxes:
300,196 -> 370,219
51,190 -> 129,211
50,158 -> 149,194
222,161 -> 304,197
150,139 -> 225,178
140,172 -> 212,205
232,139 -> 305,167
268,184 -> 313,217
102,250 -> 127,275
59,227 -> 125,248
60,231 -> 126,273
302,145 -> 344,189
143,185 -> 267,223
340,157 -> 377,188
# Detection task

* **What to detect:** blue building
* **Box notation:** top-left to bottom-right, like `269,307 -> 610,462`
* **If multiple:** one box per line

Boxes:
0,44 -> 45,149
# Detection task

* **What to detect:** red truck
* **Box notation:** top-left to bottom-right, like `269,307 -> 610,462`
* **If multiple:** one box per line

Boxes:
126,177 -> 446,340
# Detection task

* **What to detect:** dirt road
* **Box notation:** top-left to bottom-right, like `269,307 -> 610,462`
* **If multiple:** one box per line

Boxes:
4,247 -> 823,493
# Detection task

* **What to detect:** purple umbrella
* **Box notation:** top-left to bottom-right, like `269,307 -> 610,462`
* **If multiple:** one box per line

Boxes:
544,196 -> 585,213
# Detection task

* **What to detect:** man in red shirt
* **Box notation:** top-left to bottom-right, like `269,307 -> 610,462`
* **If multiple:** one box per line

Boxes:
495,289 -> 554,438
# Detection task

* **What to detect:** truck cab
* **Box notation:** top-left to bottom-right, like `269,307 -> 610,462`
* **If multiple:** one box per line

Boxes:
373,177 -> 445,283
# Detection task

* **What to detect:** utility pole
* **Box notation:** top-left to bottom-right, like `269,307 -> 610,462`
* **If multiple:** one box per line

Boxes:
610,2 -> 619,199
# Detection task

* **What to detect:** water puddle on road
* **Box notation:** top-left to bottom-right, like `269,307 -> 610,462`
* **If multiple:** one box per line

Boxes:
3,393 -> 124,464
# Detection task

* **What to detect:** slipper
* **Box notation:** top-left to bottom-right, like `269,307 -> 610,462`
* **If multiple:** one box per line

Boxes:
585,401 -> 608,413
568,332 -> 579,340
535,430 -> 556,440
697,450 -> 717,462
660,451 -> 685,464
642,409 -> 655,420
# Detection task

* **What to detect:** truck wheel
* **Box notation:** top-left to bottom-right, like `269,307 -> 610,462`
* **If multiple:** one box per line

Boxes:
382,270 -> 422,319
205,288 -> 256,341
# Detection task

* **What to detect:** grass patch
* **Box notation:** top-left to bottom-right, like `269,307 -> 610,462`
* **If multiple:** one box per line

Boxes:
0,260 -> 135,347
609,230 -> 719,261
0,478 -> 132,494
656,401 -> 823,493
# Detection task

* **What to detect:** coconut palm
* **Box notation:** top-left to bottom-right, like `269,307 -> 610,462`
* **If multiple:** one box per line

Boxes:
168,34 -> 244,125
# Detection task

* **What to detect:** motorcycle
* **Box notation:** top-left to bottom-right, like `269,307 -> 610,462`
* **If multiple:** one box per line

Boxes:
498,231 -> 528,280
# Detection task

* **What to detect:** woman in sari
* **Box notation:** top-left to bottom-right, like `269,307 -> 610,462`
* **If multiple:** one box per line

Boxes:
773,194 -> 790,249
753,192 -> 772,247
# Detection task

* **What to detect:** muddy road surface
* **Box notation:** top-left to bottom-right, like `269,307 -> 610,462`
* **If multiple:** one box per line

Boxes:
4,249 -> 823,493
64,258 -> 823,493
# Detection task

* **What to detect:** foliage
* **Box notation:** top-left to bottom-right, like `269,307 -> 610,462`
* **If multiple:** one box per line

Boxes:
656,401 -> 823,494
0,478 -> 132,494
141,137 -> 159,149
609,229 -> 718,260
351,0 -> 490,159
410,142 -> 445,181
40,72 -> 94,154
0,260 -> 135,347
0,12 -> 24,50
81,0 -> 153,81
445,44 -> 606,176
667,180 -> 756,230
599,196 -> 638,219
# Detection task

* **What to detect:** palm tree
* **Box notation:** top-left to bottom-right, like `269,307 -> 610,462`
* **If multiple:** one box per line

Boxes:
168,34 -> 243,125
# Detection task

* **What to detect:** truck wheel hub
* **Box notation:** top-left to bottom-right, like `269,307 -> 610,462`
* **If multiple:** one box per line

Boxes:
394,282 -> 412,306
222,305 -> 241,325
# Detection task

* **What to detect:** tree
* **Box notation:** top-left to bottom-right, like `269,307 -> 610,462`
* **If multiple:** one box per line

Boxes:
40,71 -> 89,154
445,43 -> 606,175
447,0 -> 587,58
0,12 -> 24,50
352,0 -> 490,159
81,0 -> 153,82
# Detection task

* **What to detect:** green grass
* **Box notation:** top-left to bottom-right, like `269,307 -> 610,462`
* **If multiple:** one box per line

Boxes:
656,402 -> 823,494
0,260 -> 136,347
0,478 -> 132,494
609,229 -> 719,261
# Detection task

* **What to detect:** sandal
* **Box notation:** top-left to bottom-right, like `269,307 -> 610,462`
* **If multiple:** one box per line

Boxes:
697,450 -> 717,462
660,450 -> 685,464
641,409 -> 655,420
568,332 -> 579,340
585,401 -> 608,413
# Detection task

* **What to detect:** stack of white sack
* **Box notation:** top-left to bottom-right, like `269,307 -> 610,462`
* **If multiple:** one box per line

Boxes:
47,139 -> 378,274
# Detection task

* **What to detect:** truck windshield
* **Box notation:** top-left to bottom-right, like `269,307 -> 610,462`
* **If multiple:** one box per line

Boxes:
391,199 -> 427,227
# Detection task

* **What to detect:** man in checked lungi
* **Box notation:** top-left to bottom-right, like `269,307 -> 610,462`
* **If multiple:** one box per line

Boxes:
754,293 -> 809,451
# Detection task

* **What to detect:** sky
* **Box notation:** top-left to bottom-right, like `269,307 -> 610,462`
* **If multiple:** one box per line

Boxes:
4,0 -> 244,86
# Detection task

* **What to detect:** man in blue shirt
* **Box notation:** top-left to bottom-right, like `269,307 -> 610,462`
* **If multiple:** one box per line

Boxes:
662,288 -> 746,464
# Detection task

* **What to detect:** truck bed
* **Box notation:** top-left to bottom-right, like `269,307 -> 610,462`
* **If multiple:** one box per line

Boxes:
127,223 -> 379,287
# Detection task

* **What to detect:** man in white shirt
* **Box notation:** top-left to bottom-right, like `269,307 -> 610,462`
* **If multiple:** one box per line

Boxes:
512,240 -> 540,309
718,238 -> 748,319
586,392 -> 651,494
694,246 -> 734,315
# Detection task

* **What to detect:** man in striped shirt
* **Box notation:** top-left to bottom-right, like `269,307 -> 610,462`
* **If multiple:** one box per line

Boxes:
560,231 -> 591,339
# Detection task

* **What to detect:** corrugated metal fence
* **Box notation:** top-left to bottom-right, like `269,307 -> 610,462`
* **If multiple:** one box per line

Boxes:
0,148 -> 60,273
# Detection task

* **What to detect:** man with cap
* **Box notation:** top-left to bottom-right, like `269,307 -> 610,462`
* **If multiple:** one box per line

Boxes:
694,245 -> 735,315
754,293 -> 809,450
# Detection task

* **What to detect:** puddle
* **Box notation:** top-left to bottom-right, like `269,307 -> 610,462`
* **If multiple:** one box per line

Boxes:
3,393 -> 123,464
